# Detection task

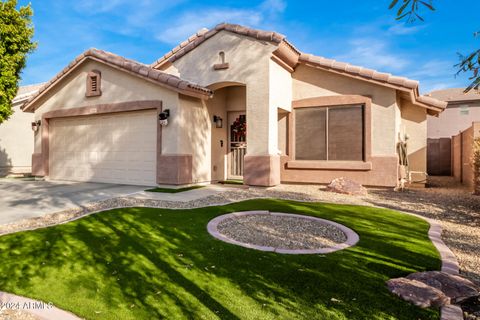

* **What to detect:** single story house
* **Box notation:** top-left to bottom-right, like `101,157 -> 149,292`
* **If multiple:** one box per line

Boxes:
0,83 -> 43,176
21,23 -> 446,187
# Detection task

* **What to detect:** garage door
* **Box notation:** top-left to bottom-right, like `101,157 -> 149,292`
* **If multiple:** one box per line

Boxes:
49,110 -> 157,186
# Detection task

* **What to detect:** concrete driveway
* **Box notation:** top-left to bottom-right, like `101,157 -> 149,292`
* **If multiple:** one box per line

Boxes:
0,179 -> 147,225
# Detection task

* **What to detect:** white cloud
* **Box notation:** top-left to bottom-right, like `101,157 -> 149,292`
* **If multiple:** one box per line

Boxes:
156,0 -> 287,44
156,9 -> 263,44
387,24 -> 424,35
334,38 -> 411,72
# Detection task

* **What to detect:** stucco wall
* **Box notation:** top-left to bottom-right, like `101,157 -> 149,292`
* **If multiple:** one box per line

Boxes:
401,100 -> 428,182
292,65 -> 398,156
177,94 -> 211,183
428,102 -> 480,139
164,30 -> 278,155
226,86 -> 246,112
32,60 -> 181,155
207,89 -> 228,181
0,103 -> 34,175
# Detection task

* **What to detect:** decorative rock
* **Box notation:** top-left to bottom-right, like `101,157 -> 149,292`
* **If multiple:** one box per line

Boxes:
386,278 -> 450,308
326,177 -> 368,196
406,271 -> 480,304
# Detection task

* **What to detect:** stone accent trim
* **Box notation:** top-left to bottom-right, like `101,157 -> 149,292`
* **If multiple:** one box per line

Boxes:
244,154 -> 280,187
394,210 -> 462,320
38,100 -> 163,178
157,154 -> 193,185
207,211 -> 360,254
0,291 -> 82,320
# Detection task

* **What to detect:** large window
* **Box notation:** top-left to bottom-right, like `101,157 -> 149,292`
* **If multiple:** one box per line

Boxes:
295,104 -> 364,161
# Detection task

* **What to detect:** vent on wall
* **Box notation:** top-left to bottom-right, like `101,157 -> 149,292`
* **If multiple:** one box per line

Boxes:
86,70 -> 102,97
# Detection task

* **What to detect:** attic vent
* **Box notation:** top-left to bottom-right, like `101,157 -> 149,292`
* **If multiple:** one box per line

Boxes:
86,70 -> 102,97
213,51 -> 229,70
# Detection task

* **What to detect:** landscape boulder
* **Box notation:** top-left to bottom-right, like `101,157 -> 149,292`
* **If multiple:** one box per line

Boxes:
326,177 -> 368,196
386,277 -> 450,308
406,271 -> 480,304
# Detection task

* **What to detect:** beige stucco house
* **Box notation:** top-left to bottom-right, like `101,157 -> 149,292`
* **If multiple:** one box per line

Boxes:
0,83 -> 43,176
20,23 -> 446,187
426,88 -> 480,139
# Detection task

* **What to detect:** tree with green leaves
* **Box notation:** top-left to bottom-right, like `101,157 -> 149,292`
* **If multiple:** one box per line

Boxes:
389,0 -> 479,92
0,0 -> 36,124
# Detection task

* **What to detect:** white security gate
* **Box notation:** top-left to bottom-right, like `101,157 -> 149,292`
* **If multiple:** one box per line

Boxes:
49,110 -> 157,186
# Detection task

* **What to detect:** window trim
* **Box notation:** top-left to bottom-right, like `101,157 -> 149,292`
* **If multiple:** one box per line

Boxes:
287,95 -> 372,170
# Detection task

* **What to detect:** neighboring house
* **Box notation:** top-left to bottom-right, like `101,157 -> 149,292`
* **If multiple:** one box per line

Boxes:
20,23 -> 446,187
0,83 -> 43,176
425,88 -> 480,176
426,88 -> 480,139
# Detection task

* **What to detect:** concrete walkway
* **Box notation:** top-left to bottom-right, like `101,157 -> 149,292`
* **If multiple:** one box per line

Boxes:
0,179 -> 147,225
132,184 -> 237,202
0,291 -> 81,320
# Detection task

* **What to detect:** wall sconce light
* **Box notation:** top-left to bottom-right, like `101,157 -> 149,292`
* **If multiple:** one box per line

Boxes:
159,109 -> 170,126
213,115 -> 223,128
31,120 -> 41,132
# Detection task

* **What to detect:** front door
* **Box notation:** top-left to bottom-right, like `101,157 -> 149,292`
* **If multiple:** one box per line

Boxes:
228,112 -> 246,179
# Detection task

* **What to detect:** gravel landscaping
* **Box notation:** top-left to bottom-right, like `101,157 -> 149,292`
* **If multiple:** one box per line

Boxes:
215,213 -> 347,250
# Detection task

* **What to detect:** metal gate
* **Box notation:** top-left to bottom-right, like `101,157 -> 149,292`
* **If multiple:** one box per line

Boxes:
228,112 -> 246,179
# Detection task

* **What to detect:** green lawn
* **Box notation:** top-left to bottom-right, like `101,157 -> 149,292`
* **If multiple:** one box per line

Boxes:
145,185 -> 204,193
0,199 -> 441,319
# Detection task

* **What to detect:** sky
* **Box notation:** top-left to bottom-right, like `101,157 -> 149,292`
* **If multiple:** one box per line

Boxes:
17,0 -> 480,93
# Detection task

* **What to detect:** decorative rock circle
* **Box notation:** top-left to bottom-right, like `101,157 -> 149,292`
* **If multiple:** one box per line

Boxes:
207,211 -> 359,254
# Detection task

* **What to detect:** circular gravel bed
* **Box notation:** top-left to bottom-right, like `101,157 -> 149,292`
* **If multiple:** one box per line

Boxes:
207,211 -> 359,254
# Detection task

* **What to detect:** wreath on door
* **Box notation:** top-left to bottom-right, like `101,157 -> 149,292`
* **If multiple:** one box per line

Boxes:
231,116 -> 246,141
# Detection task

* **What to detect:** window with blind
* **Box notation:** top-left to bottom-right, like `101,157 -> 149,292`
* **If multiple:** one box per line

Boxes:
295,104 -> 364,161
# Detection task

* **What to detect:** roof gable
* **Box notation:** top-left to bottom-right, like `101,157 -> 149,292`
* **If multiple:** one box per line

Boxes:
22,49 -> 212,112
151,23 -> 298,70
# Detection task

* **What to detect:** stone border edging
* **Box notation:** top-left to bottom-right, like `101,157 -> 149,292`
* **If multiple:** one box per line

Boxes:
395,210 -> 463,320
207,210 -> 360,254
0,291 -> 82,320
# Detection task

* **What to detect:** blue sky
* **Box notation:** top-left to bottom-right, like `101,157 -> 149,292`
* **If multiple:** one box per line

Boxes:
18,0 -> 479,93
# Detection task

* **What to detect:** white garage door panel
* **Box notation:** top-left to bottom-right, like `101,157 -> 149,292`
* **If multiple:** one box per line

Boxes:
50,110 -> 156,186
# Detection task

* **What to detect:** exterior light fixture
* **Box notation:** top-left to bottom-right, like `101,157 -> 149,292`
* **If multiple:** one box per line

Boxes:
31,120 -> 41,132
159,109 -> 170,126
213,115 -> 223,128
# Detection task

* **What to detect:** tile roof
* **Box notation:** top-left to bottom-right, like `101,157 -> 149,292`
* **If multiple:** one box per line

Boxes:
150,22 -> 446,113
22,49 -> 213,112
12,83 -> 46,105
299,54 -> 419,90
299,54 -> 447,111
151,22 -> 300,69
425,88 -> 480,104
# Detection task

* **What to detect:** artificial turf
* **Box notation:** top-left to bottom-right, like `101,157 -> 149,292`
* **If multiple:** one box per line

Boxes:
145,185 -> 204,193
0,199 -> 441,319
